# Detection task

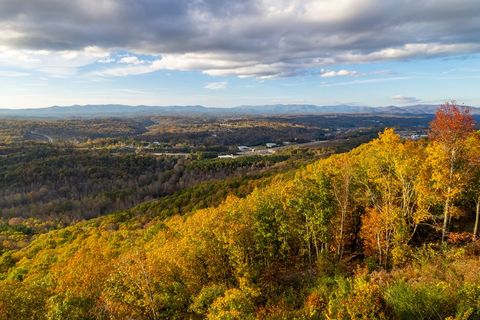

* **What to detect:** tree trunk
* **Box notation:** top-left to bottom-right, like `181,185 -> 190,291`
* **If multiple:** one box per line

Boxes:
443,149 -> 456,242
306,215 -> 311,263
474,197 -> 480,240
337,206 -> 346,259
442,191 -> 450,242
376,233 -> 382,267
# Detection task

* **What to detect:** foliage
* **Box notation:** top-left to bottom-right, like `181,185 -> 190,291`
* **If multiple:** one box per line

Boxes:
0,111 -> 478,319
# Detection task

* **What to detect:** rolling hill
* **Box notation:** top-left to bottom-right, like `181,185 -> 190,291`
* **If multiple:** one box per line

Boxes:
0,103 -> 479,118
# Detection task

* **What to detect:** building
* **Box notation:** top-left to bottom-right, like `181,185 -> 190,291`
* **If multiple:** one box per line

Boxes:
237,146 -> 251,152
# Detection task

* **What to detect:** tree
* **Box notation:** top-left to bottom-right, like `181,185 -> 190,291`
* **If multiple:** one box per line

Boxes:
428,101 -> 475,241
358,129 -> 425,266
429,101 -> 475,145
320,153 -> 359,260
289,173 -> 335,262
207,285 -> 259,320
465,132 -> 480,239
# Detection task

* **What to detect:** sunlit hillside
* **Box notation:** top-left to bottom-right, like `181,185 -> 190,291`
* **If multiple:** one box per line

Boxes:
0,104 -> 479,319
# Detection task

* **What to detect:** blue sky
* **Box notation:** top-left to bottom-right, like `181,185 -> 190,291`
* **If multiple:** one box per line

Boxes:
1,0 -> 480,109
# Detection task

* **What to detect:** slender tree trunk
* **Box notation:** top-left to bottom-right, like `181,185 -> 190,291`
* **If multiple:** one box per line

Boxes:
385,227 -> 390,269
313,229 -> 319,258
474,197 -> 480,240
306,215 -> 311,263
442,191 -> 450,242
376,233 -> 382,267
337,205 -> 346,259
442,149 -> 456,242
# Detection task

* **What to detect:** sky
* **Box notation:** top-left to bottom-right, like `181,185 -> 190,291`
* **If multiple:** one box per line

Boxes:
0,0 -> 480,109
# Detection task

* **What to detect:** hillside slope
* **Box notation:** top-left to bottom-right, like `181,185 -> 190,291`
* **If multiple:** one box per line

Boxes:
1,103 -> 479,118
0,126 -> 479,319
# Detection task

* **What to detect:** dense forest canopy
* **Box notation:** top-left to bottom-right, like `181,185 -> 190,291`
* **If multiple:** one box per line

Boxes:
0,103 -> 479,319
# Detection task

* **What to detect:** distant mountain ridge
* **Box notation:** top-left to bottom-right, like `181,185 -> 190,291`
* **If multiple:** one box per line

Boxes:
0,104 -> 478,118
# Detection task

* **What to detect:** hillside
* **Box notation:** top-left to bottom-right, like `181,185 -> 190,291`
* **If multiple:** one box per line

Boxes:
0,105 -> 479,319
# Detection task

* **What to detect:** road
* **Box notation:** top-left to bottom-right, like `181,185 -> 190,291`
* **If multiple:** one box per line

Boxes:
30,131 -> 54,143
237,138 -> 350,156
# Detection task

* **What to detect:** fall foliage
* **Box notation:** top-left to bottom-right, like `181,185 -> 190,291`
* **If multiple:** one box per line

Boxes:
0,104 -> 479,319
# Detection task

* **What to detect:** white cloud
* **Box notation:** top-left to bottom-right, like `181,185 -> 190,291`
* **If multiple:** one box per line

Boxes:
320,69 -> 359,78
118,56 -> 145,65
114,88 -> 147,94
0,45 -> 110,76
1,1 -> 480,78
97,57 -> 115,64
319,76 -> 411,87
91,59 -> 162,77
204,81 -> 228,90
392,95 -> 421,104
0,71 -> 31,77
340,43 -> 480,63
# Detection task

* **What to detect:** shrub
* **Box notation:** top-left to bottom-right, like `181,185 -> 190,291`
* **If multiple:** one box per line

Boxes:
324,274 -> 385,320
384,281 -> 455,319
190,284 -> 227,316
207,286 -> 259,320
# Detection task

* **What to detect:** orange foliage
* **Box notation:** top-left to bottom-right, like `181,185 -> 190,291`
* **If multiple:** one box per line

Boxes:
447,232 -> 473,244
429,101 -> 475,146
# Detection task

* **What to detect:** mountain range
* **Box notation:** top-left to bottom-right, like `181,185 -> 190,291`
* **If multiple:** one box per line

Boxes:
0,104 -> 478,118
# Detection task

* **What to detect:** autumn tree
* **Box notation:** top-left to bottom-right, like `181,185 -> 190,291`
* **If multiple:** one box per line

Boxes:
429,102 -> 475,145
319,153 -> 359,259
428,101 -> 475,241
465,132 -> 480,239
358,129 -> 425,266
289,172 -> 335,262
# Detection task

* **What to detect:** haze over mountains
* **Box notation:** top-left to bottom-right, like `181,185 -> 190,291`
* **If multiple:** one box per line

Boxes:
1,104 -> 479,118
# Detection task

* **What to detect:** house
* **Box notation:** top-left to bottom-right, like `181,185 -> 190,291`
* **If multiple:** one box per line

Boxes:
410,134 -> 420,140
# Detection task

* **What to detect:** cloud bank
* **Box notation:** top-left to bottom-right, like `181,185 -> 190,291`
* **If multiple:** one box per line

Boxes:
1,0 -> 480,77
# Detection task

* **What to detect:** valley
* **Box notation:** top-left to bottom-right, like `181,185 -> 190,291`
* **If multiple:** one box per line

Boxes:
0,106 -> 479,319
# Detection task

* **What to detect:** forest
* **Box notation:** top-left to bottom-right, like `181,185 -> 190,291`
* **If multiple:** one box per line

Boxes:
0,103 -> 479,319
0,148 -> 299,222
0,113 -> 435,149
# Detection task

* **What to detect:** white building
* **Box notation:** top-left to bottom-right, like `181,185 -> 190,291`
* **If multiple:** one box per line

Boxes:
237,146 -> 251,152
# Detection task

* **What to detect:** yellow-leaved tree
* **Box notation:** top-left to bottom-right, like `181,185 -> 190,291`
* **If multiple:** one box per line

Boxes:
358,129 -> 426,266
465,132 -> 480,239
426,102 -> 475,241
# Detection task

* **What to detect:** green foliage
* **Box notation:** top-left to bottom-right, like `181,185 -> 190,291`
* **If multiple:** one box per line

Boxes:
0,281 -> 49,320
47,293 -> 103,320
456,283 -> 480,319
190,284 -> 228,316
323,274 -> 385,320
385,281 -> 454,319
207,286 -> 259,320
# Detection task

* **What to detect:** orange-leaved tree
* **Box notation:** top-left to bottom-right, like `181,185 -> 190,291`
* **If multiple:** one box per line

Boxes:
429,101 -> 475,145
428,101 -> 475,241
